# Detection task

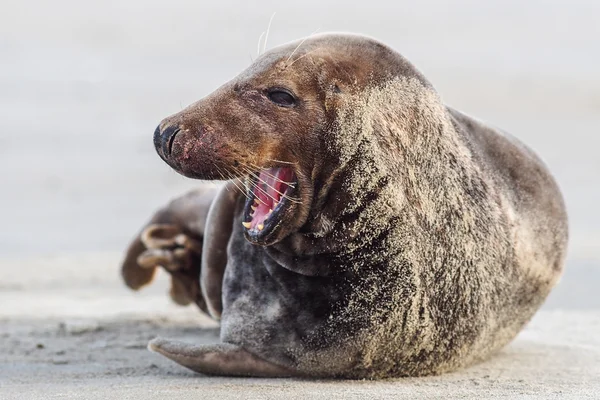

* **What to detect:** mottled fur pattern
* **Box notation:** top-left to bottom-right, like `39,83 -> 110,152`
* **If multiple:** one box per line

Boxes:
123,34 -> 568,379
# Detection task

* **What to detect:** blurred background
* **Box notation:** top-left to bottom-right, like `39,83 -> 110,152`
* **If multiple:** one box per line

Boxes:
1,0 -> 598,308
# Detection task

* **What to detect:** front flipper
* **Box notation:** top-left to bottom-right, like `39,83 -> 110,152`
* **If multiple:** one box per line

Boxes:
148,338 -> 296,377
201,181 -> 240,320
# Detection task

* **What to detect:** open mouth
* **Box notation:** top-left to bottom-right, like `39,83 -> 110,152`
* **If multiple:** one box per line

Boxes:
242,167 -> 297,240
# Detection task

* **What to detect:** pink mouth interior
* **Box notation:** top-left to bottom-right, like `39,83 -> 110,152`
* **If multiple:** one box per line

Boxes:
248,167 -> 295,230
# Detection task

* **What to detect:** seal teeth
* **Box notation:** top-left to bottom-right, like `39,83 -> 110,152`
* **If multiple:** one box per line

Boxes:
273,201 -> 279,209
257,224 -> 264,231
251,204 -> 257,211
242,222 -> 251,229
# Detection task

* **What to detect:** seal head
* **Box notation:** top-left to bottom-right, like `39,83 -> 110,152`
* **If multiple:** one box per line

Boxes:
152,34 -> 428,247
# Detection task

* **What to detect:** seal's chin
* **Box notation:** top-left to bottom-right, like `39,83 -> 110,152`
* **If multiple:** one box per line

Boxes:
242,167 -> 298,245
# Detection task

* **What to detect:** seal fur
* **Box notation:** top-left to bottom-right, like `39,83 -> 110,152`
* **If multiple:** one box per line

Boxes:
122,33 -> 568,378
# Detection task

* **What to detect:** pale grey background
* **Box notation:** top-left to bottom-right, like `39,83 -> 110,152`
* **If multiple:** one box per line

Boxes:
2,1 -> 600,398
1,0 -> 598,307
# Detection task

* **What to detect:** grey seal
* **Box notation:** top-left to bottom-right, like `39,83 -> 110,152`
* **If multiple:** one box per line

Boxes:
121,33 -> 568,378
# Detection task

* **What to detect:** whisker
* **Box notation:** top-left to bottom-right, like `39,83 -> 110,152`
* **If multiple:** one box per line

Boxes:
247,179 -> 278,205
235,177 -> 250,195
247,162 -> 297,186
285,27 -> 321,64
214,164 -> 224,180
257,31 -> 265,56
210,163 -> 303,207
230,177 -> 254,202
263,12 -> 276,54
240,167 -> 285,203
242,166 -> 302,204
218,165 -> 248,199
252,180 -> 302,205
216,166 -> 250,201
231,168 -> 270,207
244,169 -> 301,202
265,158 -> 297,165
286,36 -> 310,64
288,48 -> 319,67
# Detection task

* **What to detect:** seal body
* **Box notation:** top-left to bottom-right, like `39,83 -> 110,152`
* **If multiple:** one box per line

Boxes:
122,33 -> 568,378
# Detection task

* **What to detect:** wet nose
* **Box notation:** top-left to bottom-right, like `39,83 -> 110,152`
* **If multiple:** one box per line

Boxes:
153,124 -> 181,158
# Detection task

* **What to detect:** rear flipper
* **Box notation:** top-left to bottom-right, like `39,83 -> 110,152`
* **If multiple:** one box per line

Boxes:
148,338 -> 296,377
121,182 -> 239,316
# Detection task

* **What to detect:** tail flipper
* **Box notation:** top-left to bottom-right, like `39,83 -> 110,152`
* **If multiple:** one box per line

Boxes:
148,338 -> 296,377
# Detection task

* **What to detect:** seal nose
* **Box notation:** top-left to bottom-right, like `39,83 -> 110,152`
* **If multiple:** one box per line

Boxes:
154,124 -> 181,158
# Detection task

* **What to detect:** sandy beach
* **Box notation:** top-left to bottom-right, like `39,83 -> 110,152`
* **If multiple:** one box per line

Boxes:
5,313 -> 600,400
2,253 -> 600,399
1,0 -> 599,398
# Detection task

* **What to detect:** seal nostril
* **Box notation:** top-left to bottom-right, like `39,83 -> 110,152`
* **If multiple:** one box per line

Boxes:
166,127 -> 180,155
154,125 -> 181,157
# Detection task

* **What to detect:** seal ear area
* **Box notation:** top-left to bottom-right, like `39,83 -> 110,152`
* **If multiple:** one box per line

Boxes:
322,81 -> 348,113
148,338 -> 297,377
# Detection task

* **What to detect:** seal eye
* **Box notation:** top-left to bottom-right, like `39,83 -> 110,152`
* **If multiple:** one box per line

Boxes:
268,89 -> 296,108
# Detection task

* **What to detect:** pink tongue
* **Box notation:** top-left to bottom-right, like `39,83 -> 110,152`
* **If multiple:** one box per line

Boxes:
250,168 -> 292,229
